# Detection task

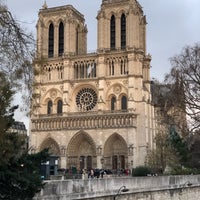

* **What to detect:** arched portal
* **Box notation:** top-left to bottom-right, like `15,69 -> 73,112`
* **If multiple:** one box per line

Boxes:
67,131 -> 96,171
39,137 -> 60,156
104,133 -> 128,170
39,138 -> 61,176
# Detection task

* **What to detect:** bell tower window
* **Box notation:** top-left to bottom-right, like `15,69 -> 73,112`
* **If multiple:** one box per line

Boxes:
121,96 -> 127,110
57,100 -> 63,114
48,23 -> 54,58
111,96 -> 116,111
58,22 -> 64,56
121,13 -> 126,49
76,25 -> 80,55
76,29 -> 78,54
47,100 -> 53,114
110,15 -> 116,50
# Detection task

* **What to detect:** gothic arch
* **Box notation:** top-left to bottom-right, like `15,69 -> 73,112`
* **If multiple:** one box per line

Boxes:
67,131 -> 97,170
39,137 -> 60,156
106,84 -> 128,111
118,9 -> 128,17
106,83 -> 127,98
105,9 -> 127,22
42,88 -> 62,105
104,133 -> 128,169
46,20 -> 54,29
106,11 -> 116,20
104,133 -> 127,155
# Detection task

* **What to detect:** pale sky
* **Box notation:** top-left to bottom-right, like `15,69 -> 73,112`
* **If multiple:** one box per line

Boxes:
4,0 -> 200,129
6,0 -> 200,80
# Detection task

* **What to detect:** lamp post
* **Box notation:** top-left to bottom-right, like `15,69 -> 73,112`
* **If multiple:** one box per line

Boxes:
182,181 -> 192,187
179,181 -> 193,195
113,186 -> 129,200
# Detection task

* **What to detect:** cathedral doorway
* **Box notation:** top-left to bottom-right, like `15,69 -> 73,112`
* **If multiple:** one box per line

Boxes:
39,137 -> 61,157
39,137 -> 61,177
112,155 -> 125,169
67,131 -> 96,171
104,133 -> 128,170
79,155 -> 93,170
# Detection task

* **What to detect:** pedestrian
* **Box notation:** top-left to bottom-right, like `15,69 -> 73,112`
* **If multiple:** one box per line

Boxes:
82,169 -> 85,180
90,169 -> 94,178
100,169 -> 104,178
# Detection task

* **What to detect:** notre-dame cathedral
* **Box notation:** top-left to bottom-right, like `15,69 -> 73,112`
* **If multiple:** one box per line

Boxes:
30,0 -> 155,171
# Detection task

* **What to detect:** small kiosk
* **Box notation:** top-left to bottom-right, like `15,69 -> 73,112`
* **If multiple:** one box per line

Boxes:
40,155 -> 59,179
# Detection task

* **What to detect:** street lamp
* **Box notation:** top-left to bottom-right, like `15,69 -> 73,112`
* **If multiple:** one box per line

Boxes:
113,186 -> 129,200
182,181 -> 192,187
179,181 -> 193,195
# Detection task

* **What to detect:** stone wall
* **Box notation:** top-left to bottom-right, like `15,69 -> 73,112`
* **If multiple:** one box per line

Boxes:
34,175 -> 200,200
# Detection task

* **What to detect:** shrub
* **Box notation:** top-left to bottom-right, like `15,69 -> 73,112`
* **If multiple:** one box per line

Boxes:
170,167 -> 195,175
132,166 -> 152,176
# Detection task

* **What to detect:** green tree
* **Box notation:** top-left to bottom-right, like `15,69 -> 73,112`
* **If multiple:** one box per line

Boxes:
168,126 -> 189,166
0,72 -> 15,133
0,148 -> 49,200
0,72 -> 49,199
188,130 -> 200,169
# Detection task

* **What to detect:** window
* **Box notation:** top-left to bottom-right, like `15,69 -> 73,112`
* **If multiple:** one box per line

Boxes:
80,63 -> 84,79
121,96 -> 127,110
109,60 -> 115,76
111,96 -> 116,111
74,61 -> 97,80
57,100 -> 63,114
121,14 -> 126,49
48,23 -> 54,57
76,27 -> 79,54
47,68 -> 51,81
58,22 -> 64,56
112,61 -> 115,75
47,100 -> 53,114
110,15 -> 116,50
57,67 -> 63,80
120,60 -> 124,75
76,88 -> 97,111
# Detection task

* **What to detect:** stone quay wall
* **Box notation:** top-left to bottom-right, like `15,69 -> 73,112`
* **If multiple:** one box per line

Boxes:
34,175 -> 200,200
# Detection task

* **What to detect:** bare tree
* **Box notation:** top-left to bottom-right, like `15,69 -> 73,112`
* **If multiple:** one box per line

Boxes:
149,80 -> 190,173
0,3 -> 34,111
165,43 -> 200,133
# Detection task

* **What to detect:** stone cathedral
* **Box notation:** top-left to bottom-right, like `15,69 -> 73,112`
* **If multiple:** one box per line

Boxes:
30,0 -> 155,171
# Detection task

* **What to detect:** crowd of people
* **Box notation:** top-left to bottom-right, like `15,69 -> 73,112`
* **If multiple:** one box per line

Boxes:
81,168 -> 131,179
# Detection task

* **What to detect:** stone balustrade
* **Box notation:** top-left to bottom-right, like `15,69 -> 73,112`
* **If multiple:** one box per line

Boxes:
34,175 -> 200,200
31,111 -> 136,131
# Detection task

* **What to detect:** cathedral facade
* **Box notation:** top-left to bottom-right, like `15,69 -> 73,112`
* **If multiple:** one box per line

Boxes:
30,0 -> 155,171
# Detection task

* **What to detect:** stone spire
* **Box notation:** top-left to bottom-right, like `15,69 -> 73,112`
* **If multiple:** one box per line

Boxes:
42,1 -> 48,9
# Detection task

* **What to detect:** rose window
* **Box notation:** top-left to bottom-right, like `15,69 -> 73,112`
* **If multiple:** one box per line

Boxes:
76,88 -> 97,111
